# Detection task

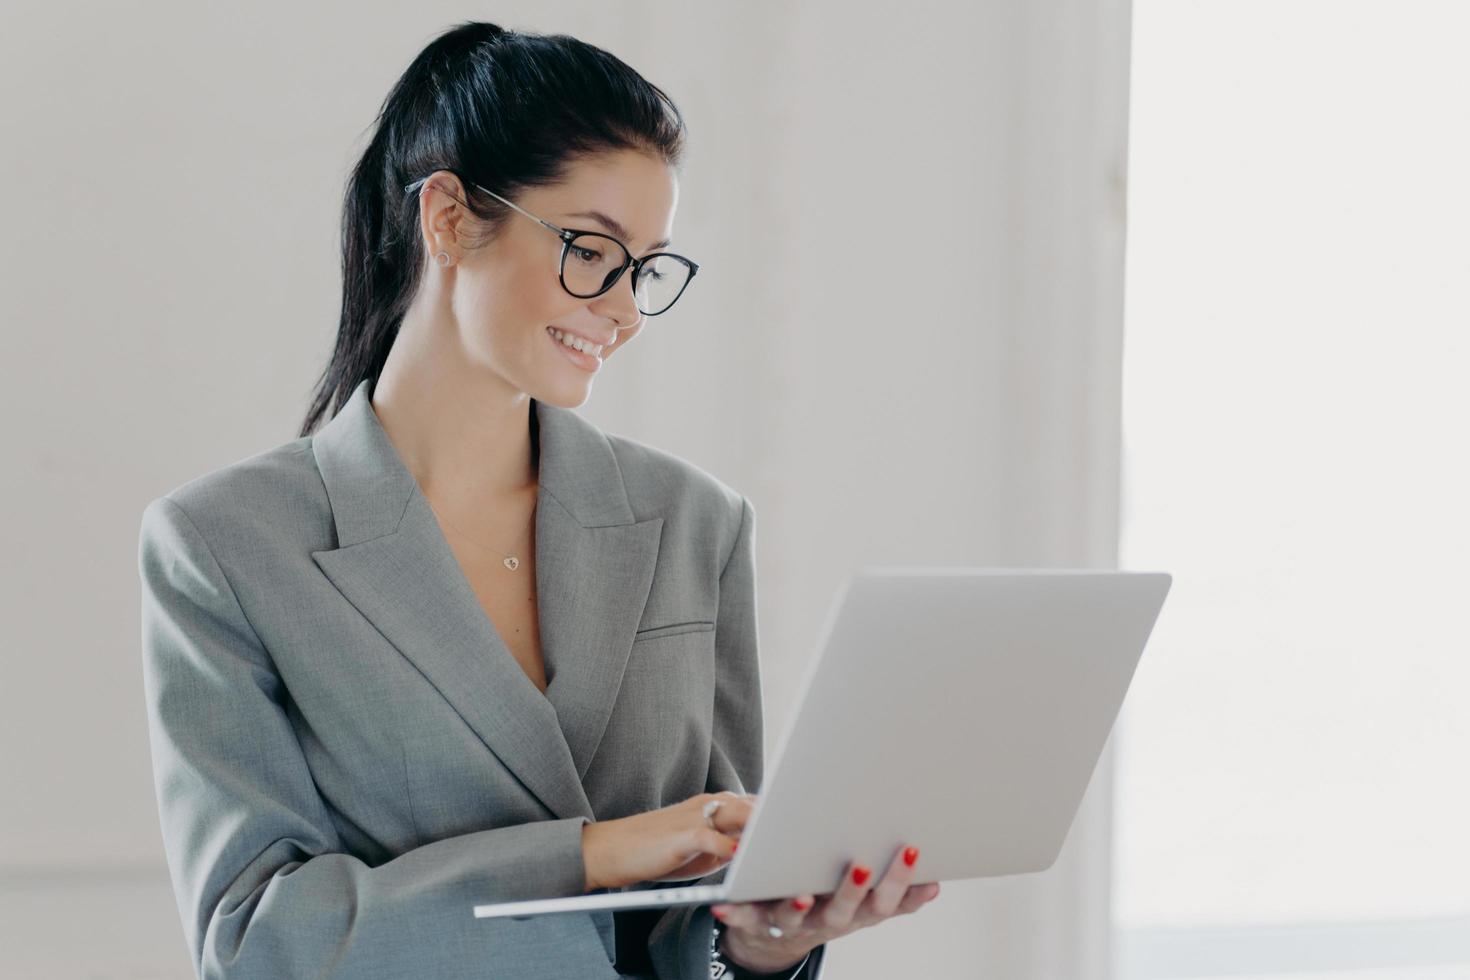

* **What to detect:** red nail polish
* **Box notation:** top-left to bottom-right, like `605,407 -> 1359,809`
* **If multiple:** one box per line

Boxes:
903,846 -> 919,867
730,842 -> 738,855
791,897 -> 811,911
712,907 -> 727,920
851,865 -> 871,886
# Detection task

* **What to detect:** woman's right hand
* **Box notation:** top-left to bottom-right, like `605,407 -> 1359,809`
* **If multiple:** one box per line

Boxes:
581,791 -> 756,891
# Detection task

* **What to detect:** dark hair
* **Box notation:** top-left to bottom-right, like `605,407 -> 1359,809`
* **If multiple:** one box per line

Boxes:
297,21 -> 687,437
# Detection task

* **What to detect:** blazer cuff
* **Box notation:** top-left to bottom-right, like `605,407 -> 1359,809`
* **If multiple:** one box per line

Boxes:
453,814 -> 591,902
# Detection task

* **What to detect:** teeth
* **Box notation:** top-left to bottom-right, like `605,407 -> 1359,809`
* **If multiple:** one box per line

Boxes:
548,326 -> 602,357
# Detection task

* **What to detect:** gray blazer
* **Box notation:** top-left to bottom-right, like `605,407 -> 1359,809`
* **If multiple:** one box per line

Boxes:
138,376 -> 827,979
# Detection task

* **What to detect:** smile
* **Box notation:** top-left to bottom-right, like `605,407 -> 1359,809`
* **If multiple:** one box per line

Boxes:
547,326 -> 605,358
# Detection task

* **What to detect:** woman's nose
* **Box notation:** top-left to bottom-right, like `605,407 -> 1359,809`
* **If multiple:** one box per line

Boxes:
591,269 -> 643,327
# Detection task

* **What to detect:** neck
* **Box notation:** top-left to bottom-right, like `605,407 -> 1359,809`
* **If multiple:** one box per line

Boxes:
371,312 -> 537,511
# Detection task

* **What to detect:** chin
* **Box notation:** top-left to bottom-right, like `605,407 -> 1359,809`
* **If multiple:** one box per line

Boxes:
532,380 -> 594,410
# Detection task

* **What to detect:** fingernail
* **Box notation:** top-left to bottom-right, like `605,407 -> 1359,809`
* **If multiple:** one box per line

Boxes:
712,907 -> 728,920
851,865 -> 871,886
730,842 -> 738,855
791,897 -> 812,911
903,846 -> 919,867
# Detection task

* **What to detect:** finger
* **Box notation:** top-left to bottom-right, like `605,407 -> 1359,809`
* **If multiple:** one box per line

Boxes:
865,844 -> 920,918
816,860 -> 874,929
769,893 -> 816,932
710,901 -> 764,933
686,826 -> 739,865
709,790 -> 757,805
699,794 -> 756,837
711,796 -> 757,836
896,881 -> 940,915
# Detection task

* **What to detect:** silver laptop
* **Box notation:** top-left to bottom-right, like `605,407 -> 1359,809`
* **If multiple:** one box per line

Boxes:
472,566 -> 1172,920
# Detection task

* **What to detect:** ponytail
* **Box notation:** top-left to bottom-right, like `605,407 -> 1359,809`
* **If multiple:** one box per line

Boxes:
297,20 -> 686,437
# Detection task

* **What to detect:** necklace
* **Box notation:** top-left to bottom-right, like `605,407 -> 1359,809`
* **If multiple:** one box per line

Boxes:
424,494 -> 529,572
421,404 -> 540,573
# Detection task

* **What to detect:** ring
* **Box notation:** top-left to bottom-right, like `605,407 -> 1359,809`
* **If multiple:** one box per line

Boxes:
702,799 -> 724,828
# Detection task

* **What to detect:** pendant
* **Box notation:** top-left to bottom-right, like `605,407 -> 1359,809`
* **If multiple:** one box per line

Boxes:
503,556 -> 520,571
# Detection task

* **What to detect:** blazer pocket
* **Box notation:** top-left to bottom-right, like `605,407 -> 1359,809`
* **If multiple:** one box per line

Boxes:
633,620 -> 715,641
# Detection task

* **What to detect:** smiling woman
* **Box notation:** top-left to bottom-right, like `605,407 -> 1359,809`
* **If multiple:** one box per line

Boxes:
138,18 -> 936,980
135,21 -> 756,980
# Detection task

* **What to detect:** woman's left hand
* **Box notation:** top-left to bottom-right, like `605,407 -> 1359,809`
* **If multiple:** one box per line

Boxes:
710,843 -> 941,974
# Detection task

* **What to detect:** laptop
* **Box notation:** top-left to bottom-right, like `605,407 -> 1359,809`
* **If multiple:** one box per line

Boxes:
472,566 -> 1172,920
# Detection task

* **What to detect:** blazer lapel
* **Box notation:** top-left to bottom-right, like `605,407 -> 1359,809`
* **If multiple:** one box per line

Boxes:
307,378 -> 661,823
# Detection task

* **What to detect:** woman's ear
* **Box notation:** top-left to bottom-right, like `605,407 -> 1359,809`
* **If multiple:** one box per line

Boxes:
417,170 -> 471,264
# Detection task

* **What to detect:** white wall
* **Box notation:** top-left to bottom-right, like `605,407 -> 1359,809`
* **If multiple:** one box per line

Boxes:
0,2 -> 1133,976
1115,3 -> 1470,977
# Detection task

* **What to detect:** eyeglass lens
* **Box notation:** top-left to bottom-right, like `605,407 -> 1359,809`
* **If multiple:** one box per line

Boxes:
561,233 -> 691,315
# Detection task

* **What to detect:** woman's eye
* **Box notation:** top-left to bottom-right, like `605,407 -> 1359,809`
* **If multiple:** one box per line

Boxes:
571,246 -> 602,263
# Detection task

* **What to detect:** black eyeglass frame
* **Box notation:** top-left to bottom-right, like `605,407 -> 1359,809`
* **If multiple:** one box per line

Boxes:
404,172 -> 699,317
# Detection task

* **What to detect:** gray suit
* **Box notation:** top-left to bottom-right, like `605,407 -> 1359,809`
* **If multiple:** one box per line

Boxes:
138,376 -> 827,979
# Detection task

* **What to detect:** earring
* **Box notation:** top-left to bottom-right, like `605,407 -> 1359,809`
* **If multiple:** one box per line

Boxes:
435,250 -> 454,268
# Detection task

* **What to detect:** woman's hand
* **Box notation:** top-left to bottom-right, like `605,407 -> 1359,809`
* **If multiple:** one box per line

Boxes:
710,843 -> 941,974
581,791 -> 755,891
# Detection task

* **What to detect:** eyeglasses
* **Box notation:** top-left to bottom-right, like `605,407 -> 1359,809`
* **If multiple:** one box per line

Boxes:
404,173 -> 699,317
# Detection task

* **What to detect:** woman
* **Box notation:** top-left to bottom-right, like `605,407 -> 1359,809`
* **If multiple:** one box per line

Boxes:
138,21 -> 939,979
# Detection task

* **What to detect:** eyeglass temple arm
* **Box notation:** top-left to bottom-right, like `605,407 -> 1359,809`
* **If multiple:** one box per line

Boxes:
402,176 -> 566,237
470,182 -> 567,236
405,177 -> 696,278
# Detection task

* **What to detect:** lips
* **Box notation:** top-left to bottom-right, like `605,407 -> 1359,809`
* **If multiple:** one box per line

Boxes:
547,325 -> 602,372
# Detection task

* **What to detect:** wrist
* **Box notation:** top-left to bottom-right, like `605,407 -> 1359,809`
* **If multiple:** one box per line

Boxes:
715,920 -> 810,976
581,821 -> 605,892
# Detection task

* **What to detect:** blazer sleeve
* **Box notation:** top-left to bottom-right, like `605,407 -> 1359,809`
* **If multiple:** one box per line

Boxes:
138,495 -> 615,980
643,494 -> 828,980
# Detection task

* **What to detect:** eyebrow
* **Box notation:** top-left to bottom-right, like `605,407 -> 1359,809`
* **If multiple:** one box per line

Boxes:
566,210 -> 672,253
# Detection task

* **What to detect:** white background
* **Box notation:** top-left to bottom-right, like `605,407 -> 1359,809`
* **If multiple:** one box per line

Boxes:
1115,2 -> 1470,976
